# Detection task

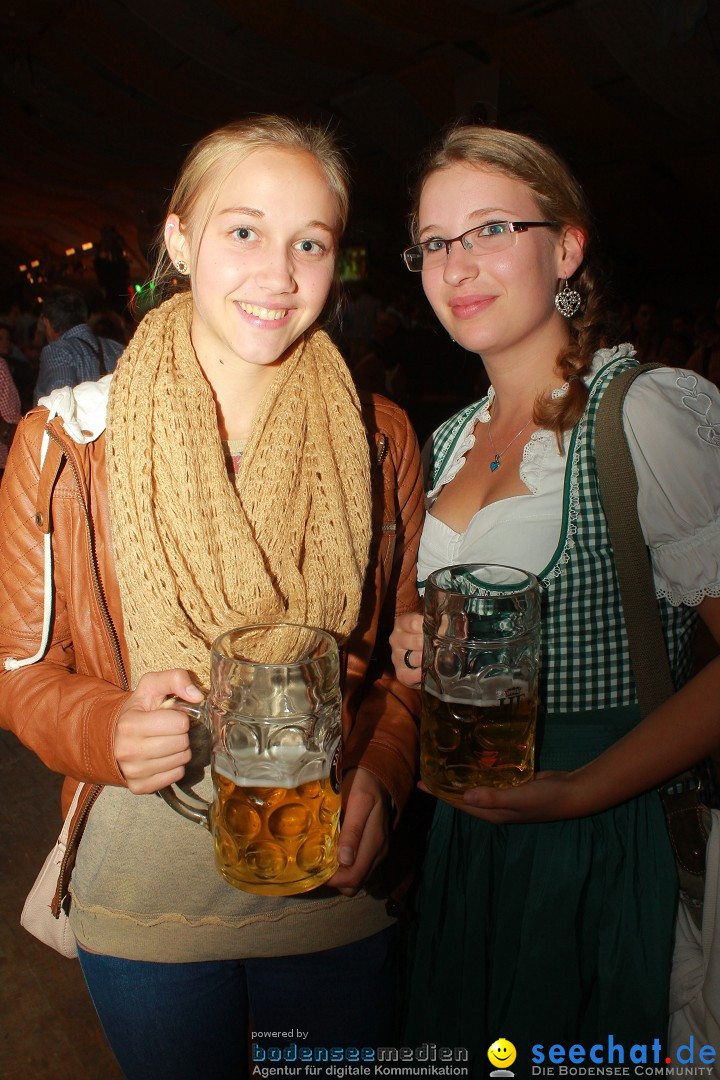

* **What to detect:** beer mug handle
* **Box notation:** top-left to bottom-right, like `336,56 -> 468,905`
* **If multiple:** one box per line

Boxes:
156,696 -> 211,830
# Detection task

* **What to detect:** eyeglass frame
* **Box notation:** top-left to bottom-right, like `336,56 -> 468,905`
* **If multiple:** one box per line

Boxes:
401,220 -> 560,273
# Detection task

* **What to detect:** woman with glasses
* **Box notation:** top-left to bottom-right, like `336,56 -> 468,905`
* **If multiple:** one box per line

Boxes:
390,125 -> 720,1066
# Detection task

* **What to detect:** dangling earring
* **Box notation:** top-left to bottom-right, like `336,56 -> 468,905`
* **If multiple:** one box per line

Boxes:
175,259 -> 188,274
554,279 -> 581,318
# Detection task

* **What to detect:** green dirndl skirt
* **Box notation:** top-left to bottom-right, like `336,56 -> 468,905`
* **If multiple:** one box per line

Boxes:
403,706 -> 678,1076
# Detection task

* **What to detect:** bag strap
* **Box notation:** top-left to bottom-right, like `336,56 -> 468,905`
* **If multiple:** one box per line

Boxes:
95,335 -> 107,377
595,362 -> 708,912
594,363 -> 674,716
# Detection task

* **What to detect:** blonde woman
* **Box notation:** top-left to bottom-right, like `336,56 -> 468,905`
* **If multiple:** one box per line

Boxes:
0,116 -> 423,1078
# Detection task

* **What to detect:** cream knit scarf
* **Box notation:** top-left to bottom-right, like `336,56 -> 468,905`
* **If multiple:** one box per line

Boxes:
106,292 -> 372,688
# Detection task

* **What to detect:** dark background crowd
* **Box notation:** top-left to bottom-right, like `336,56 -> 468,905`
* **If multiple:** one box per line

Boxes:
2,272 -> 719,451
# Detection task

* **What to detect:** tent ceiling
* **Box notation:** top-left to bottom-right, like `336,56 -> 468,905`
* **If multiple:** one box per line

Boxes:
1,0 -> 718,305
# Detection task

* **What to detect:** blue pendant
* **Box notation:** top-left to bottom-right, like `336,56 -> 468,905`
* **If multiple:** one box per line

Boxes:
490,458 -> 500,472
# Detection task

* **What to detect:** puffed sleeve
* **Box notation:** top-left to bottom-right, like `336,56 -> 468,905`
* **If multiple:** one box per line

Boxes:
623,367 -> 720,606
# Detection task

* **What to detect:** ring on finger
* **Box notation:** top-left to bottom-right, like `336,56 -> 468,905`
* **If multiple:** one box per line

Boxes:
404,649 -> 419,671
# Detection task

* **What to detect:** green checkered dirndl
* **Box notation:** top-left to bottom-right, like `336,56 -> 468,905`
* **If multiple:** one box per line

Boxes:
404,352 -> 696,1072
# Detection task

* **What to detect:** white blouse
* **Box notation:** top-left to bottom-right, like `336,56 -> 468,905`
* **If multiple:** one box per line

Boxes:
418,350 -> 720,608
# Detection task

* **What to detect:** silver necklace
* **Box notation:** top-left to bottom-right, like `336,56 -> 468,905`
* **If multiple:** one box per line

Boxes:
487,411 -> 532,472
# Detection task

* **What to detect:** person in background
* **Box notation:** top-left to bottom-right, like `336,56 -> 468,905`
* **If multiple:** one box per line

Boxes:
630,299 -> 663,364
33,287 -> 125,403
390,123 -> 720,1072
689,297 -> 720,386
0,353 -> 21,480
89,310 -> 130,348
0,320 -> 34,413
20,317 -> 45,377
658,307 -> 694,367
1,114 -> 422,1079
351,309 -> 412,408
94,224 -> 131,315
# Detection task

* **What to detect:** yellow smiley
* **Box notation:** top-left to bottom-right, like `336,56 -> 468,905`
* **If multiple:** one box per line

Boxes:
488,1039 -> 517,1069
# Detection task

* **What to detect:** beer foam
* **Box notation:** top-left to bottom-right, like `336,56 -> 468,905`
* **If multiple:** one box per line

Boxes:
423,676 -> 531,707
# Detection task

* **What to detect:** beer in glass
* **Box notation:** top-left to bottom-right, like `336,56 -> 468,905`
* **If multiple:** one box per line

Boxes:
160,623 -> 342,895
421,564 -> 541,799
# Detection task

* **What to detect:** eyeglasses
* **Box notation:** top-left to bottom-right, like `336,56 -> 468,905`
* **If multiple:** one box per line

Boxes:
402,220 -> 559,272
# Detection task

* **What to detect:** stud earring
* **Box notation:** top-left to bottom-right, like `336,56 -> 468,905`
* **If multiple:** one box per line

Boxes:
554,279 -> 581,318
175,259 -> 188,275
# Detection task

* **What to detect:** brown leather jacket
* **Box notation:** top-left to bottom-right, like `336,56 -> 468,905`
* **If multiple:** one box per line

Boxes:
0,392 -> 423,911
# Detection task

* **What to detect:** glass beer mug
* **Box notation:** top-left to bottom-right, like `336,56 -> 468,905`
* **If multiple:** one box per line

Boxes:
421,564 -> 541,799
160,623 -> 342,896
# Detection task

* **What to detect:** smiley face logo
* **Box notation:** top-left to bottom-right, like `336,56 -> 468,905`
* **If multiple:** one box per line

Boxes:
488,1038 -> 517,1072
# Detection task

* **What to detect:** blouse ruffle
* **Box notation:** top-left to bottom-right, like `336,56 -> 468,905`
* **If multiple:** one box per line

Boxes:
421,350 -> 720,607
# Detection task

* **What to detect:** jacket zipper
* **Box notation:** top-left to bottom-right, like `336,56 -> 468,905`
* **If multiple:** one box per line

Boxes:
52,782 -> 104,916
47,427 -> 129,916
47,428 -> 128,689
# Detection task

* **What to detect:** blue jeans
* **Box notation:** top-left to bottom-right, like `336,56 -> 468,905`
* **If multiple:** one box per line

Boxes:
78,927 -> 397,1079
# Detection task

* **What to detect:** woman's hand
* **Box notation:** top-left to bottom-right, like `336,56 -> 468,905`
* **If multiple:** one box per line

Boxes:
327,767 -> 391,896
390,611 -> 423,687
419,770 -> 592,825
114,670 -> 204,794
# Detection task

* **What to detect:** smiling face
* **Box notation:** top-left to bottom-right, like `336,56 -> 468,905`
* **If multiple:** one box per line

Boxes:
417,164 -> 583,366
165,147 -> 340,374
488,1039 -> 517,1069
